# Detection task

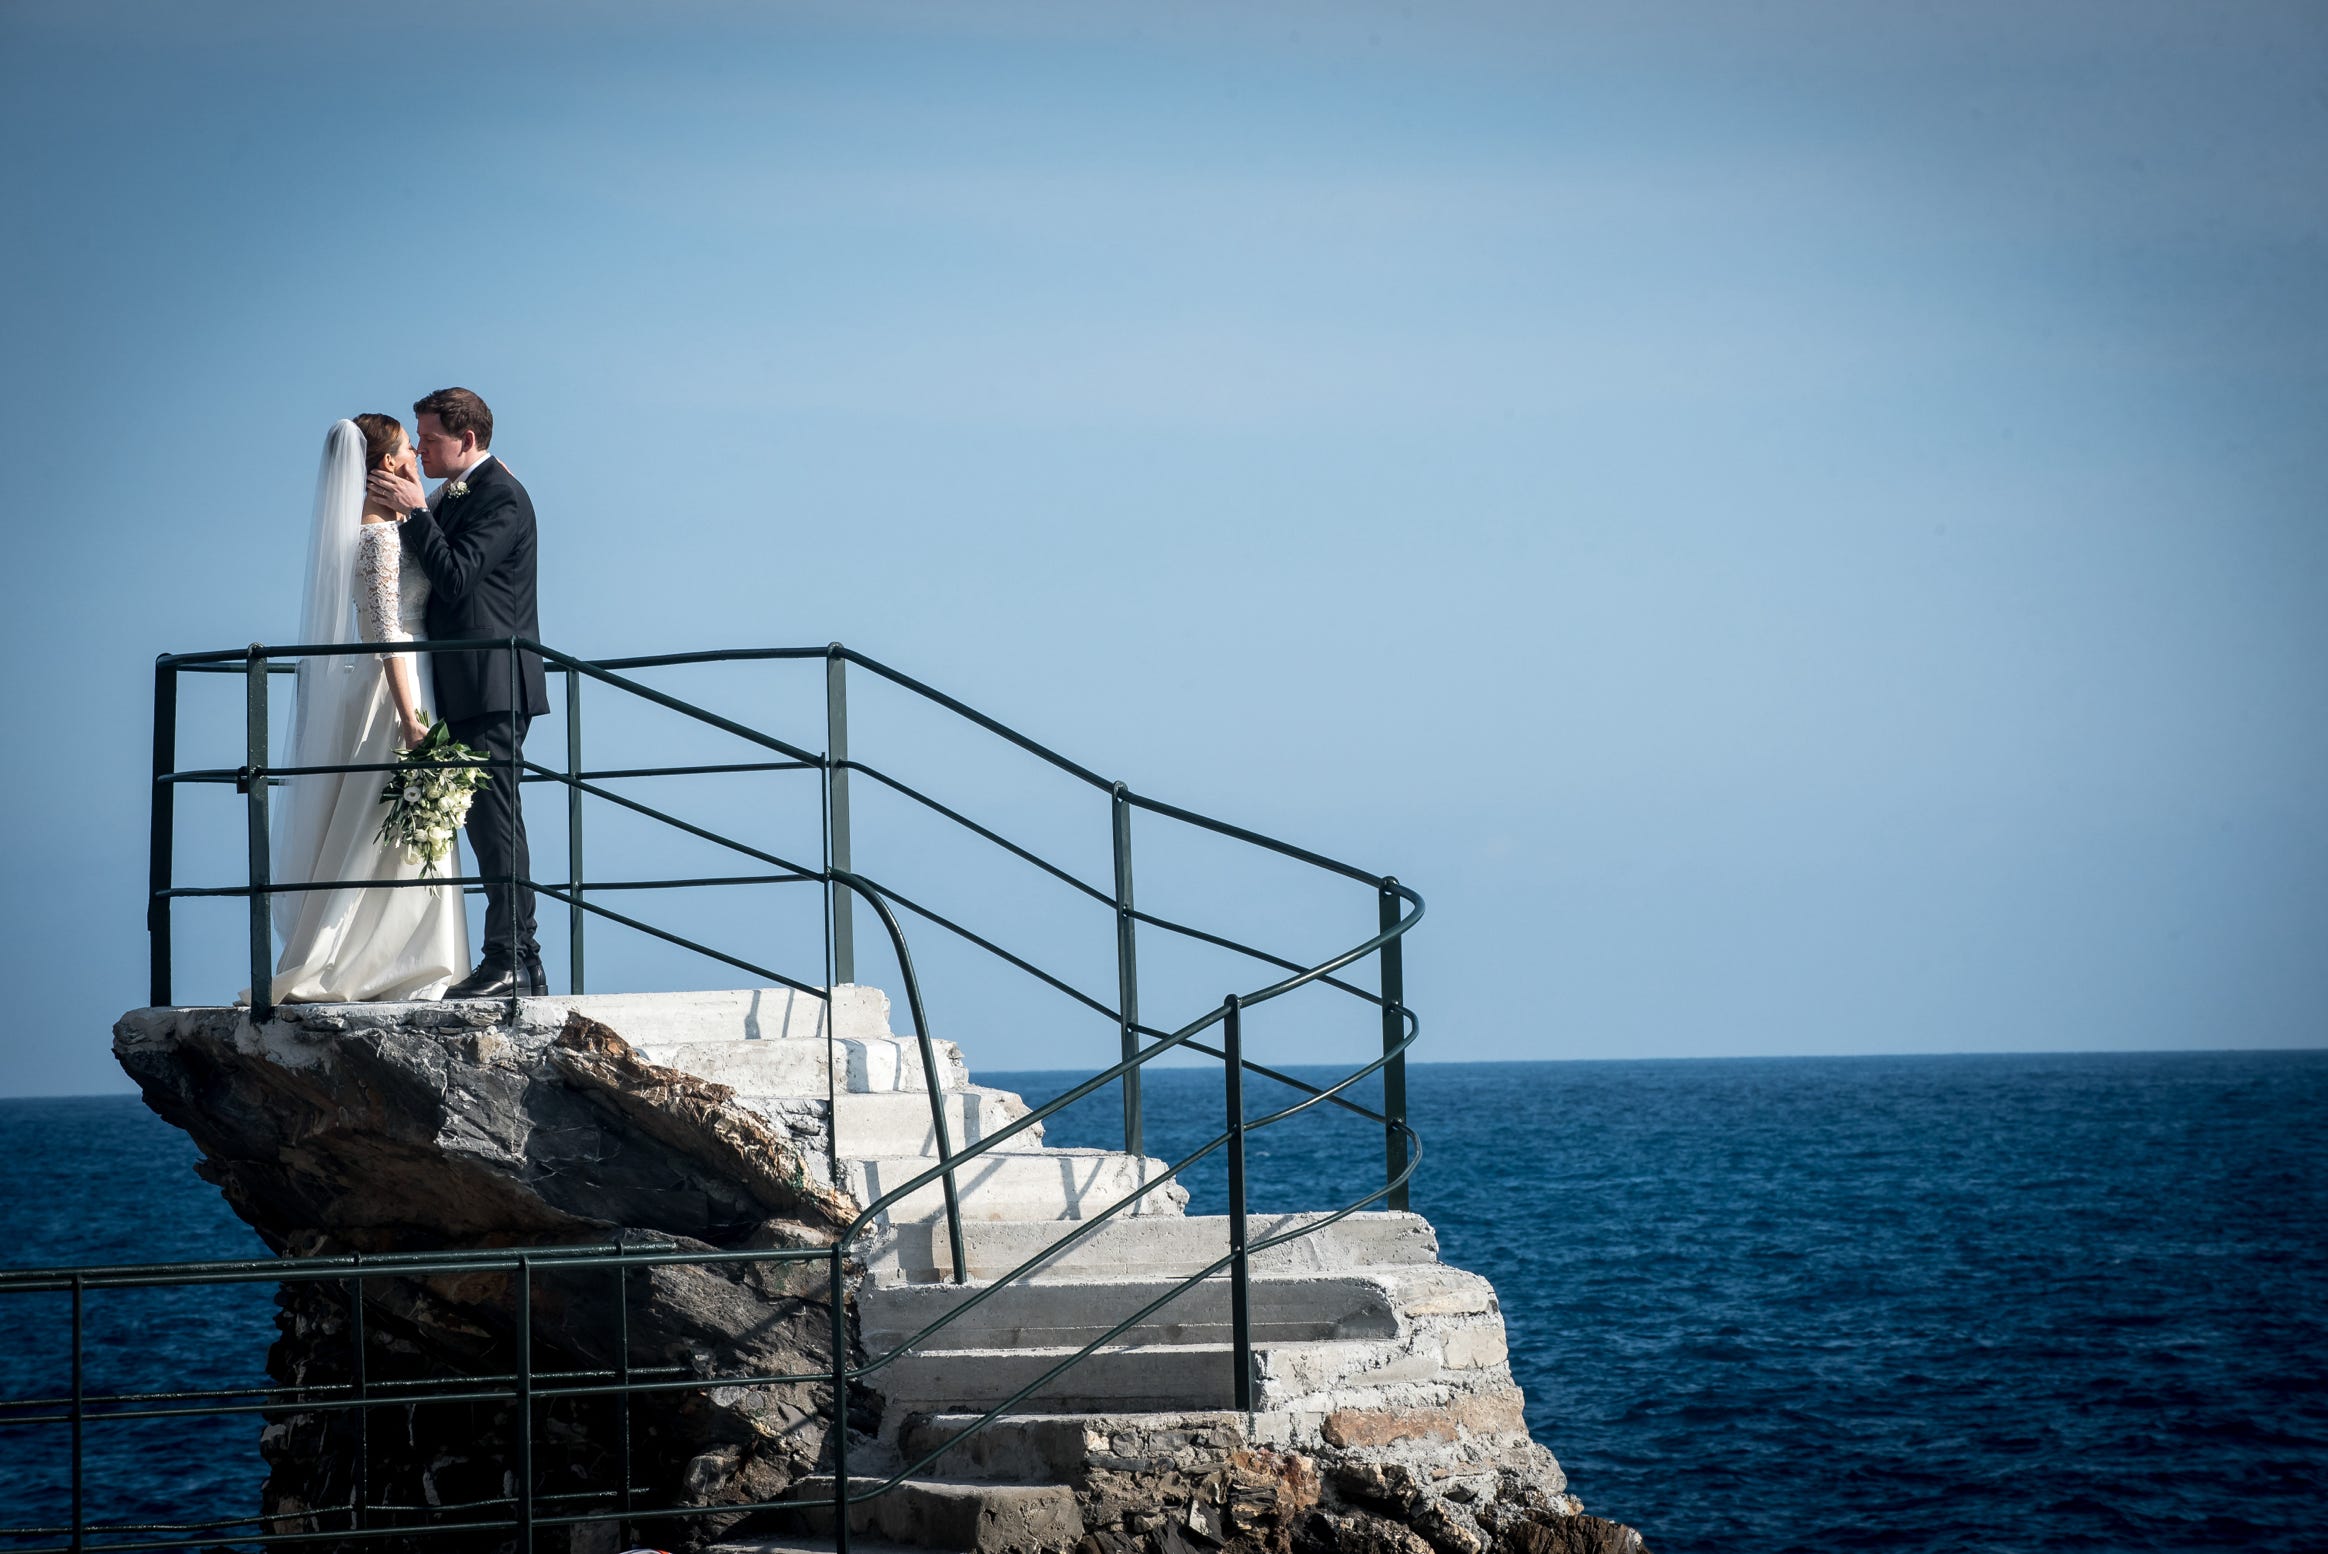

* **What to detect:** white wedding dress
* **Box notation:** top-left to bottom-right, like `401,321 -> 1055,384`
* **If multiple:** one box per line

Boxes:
267,425 -> 466,1002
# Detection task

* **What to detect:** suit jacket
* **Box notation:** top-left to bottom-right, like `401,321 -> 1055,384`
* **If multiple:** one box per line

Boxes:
399,454 -> 551,723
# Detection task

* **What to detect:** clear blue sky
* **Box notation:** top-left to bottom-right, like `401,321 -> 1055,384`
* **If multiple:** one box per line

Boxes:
2,1 -> 2322,1096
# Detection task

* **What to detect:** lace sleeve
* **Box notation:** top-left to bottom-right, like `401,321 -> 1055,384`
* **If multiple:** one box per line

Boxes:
355,526 -> 410,659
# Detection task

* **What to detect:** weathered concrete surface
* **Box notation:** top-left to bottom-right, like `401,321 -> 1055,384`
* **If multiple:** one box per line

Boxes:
848,1149 -> 1189,1225
860,1215 -> 1441,1288
544,984 -> 890,1045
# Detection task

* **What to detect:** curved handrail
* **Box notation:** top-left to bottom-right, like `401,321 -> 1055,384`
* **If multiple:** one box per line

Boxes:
829,646 -> 1115,792
144,634 -> 1426,1547
849,1001 -> 1423,1377
830,870 -> 966,1285
802,871 -> 1425,1508
828,880 -> 1422,1245
158,638 -> 826,768
840,756 -> 1116,906
525,639 -> 1430,1495
843,1000 -> 1424,1501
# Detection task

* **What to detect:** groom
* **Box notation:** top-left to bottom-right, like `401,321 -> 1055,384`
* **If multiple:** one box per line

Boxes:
368,387 -> 551,998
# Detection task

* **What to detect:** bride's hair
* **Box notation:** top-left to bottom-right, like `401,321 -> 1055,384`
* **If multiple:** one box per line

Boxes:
352,412 -> 405,470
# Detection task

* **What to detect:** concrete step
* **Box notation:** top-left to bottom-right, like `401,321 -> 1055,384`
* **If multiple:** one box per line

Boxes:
861,1271 -> 1413,1353
862,1211 -> 1439,1286
866,1337 -> 1480,1414
861,1263 -> 1497,1354
739,1088 -> 1042,1156
894,1411 -> 1263,1485
846,1151 -> 1188,1226
775,1474 -> 1084,1553
836,1088 -> 1040,1156
535,984 -> 894,1044
630,1033 -> 971,1096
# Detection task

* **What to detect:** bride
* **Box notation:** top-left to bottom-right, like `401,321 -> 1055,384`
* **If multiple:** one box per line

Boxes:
267,417 -> 468,1002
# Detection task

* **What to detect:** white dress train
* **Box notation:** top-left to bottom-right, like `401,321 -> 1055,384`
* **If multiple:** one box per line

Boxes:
269,522 -> 467,1002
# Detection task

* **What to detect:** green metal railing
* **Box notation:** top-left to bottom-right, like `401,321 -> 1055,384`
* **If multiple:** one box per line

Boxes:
5,639 -> 1423,1554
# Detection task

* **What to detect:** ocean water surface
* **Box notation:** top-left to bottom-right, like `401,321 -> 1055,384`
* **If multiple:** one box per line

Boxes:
3,1051 -> 2324,1553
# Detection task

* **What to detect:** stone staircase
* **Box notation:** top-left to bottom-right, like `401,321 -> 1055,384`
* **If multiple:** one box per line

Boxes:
549,985 -> 1188,1227
552,986 -> 1539,1554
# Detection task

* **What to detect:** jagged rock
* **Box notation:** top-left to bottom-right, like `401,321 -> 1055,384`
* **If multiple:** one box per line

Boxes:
1221,1448 -> 1323,1553
1006,1417 -> 1626,1554
1327,1459 -> 1422,1517
1301,1509 -> 1437,1554
114,1002 -> 859,1553
1490,1517 -> 1645,1554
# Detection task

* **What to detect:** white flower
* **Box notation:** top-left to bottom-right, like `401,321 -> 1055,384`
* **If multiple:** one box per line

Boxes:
403,785 -> 422,803
447,479 -> 470,498
429,826 -> 451,842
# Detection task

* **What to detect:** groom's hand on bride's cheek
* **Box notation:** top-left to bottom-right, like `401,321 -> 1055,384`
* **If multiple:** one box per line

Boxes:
368,468 -> 425,514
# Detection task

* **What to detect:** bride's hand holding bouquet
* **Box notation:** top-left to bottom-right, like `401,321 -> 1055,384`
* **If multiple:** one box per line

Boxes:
377,718 -> 493,877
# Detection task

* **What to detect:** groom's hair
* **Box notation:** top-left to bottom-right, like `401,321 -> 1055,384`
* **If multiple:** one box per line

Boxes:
414,387 -> 493,449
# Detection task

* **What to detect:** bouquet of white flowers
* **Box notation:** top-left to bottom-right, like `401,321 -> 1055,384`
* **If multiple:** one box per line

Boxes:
375,719 -> 493,877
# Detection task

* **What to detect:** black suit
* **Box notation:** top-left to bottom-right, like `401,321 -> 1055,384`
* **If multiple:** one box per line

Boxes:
400,455 -> 550,970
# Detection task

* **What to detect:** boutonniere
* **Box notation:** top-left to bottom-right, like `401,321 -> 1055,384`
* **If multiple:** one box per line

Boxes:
446,480 -> 470,499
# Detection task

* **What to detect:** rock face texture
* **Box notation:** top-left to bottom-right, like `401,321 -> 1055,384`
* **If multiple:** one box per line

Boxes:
114,999 -> 857,1552
113,992 -> 1647,1554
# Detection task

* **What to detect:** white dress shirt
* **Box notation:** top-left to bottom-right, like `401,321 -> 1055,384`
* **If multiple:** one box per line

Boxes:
430,450 -> 497,510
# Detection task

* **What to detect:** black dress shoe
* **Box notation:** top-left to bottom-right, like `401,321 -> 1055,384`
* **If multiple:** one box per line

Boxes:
524,955 -> 549,995
443,961 -> 538,1000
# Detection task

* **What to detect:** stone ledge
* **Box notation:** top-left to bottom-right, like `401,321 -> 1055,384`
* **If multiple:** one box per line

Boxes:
1321,1388 -> 1530,1450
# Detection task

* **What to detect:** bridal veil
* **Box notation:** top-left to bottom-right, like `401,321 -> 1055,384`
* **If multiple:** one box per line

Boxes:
271,420 -> 370,935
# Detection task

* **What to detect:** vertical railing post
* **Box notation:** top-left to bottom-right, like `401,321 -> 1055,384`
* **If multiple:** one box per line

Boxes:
830,1248 -> 852,1554
69,1274 -> 83,1554
826,645 -> 855,986
149,658 -> 177,1007
516,1254 -> 534,1554
1111,785 -> 1142,1156
244,646 -> 272,1023
615,1260 -> 633,1542
350,1257 -> 368,1530
565,665 -> 584,994
1379,878 -> 1409,1213
1223,995 -> 1253,1415
820,759 -> 841,1192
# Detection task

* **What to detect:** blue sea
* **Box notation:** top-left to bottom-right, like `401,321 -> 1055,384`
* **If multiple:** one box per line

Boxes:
4,1051 -> 2325,1553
